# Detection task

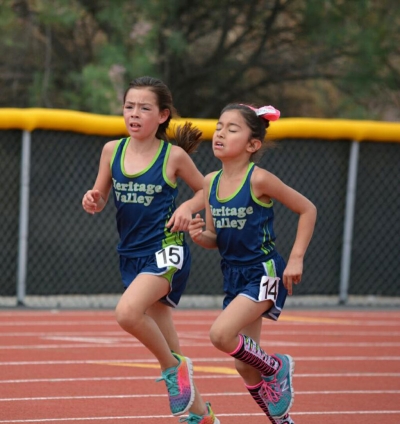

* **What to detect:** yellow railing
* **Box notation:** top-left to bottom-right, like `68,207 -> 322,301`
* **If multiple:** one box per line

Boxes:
1,108 -> 399,142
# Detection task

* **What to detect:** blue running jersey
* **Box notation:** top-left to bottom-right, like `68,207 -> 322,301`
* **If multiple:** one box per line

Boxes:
111,138 -> 185,257
209,163 -> 277,265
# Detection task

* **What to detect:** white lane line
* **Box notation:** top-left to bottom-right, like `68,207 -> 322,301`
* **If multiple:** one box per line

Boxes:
0,356 -> 399,366
1,372 -> 400,384
0,319 -> 399,327
0,341 -> 400,349
1,329 -> 400,336
0,321 -> 119,326
1,389 -> 400,402
0,410 -> 400,422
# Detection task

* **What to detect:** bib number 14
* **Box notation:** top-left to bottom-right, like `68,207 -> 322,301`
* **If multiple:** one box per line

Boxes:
258,276 -> 280,301
155,246 -> 184,269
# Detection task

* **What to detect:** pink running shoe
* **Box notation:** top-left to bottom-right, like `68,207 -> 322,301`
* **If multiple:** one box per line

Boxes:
156,353 -> 195,416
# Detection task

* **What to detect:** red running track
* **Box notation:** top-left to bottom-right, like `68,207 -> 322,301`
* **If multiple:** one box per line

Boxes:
0,309 -> 399,423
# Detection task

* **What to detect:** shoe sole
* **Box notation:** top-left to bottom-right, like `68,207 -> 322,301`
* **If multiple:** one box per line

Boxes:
172,356 -> 195,416
269,415 -> 295,424
276,354 -> 295,418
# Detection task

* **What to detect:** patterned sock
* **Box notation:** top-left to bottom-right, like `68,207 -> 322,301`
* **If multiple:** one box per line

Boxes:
246,381 -> 292,424
246,381 -> 271,415
229,334 -> 280,376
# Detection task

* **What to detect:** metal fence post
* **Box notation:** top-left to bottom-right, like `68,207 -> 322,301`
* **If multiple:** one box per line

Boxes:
339,140 -> 359,304
16,130 -> 31,306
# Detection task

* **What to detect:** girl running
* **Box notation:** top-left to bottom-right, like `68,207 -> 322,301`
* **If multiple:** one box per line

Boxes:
82,76 -> 219,424
189,103 -> 317,423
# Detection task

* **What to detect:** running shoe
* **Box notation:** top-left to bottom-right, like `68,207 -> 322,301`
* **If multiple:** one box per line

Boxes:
262,353 -> 295,418
156,352 -> 195,416
179,402 -> 220,424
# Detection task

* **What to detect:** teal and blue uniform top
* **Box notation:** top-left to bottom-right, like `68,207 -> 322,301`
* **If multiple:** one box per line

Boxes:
110,138 -> 185,258
209,162 -> 276,266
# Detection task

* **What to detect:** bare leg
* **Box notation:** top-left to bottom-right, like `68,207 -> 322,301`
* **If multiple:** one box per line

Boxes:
146,301 -> 181,352
115,274 -> 178,370
210,295 -> 273,354
234,317 -> 264,386
210,296 -> 294,421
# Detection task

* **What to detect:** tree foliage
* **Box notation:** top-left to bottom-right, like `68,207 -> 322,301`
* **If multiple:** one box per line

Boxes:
0,0 -> 399,120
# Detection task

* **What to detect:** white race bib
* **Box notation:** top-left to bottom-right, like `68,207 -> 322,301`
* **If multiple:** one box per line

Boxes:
258,276 -> 280,301
155,245 -> 184,269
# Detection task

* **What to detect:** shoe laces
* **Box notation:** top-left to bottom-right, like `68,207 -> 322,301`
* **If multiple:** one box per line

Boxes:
262,377 -> 282,404
156,370 -> 179,397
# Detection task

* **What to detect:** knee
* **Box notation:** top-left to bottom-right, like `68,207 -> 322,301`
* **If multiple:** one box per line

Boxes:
115,302 -> 139,333
209,323 -> 231,352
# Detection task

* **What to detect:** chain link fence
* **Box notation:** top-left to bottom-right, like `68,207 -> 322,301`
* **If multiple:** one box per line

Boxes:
0,114 -> 399,309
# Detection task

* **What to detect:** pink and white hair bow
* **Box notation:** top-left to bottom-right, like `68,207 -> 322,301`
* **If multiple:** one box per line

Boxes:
255,106 -> 280,121
242,104 -> 281,121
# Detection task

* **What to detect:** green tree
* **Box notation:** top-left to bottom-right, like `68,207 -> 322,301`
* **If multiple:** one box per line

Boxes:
0,0 -> 398,120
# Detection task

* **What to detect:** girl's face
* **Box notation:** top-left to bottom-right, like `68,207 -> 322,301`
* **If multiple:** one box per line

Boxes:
213,110 -> 256,159
123,88 -> 169,140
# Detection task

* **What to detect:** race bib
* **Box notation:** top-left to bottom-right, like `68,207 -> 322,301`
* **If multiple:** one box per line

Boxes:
258,276 -> 280,301
155,245 -> 184,269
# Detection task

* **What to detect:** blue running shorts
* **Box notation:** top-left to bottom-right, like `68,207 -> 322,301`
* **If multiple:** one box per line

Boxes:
119,244 -> 191,308
221,253 -> 288,321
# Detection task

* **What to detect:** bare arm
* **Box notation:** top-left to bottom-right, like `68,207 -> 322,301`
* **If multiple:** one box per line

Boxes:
82,140 -> 115,214
252,167 -> 317,294
188,173 -> 218,249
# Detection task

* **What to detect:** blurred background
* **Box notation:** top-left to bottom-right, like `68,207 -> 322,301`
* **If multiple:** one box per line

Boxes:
2,0 -> 400,120
0,0 -> 399,309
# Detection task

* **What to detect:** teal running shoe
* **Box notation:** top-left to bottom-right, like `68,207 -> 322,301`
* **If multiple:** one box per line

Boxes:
179,402 -> 220,424
156,353 -> 195,416
262,353 -> 295,418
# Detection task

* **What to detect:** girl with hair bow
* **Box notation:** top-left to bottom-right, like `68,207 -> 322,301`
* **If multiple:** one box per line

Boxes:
189,103 -> 317,423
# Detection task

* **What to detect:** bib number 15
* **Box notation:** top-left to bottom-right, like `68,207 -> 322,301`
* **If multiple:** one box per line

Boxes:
155,245 -> 184,270
258,276 -> 280,302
